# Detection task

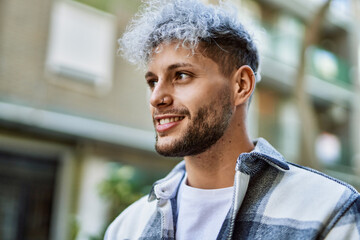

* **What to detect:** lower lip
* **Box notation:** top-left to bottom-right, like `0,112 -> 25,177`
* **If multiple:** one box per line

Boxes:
156,120 -> 182,132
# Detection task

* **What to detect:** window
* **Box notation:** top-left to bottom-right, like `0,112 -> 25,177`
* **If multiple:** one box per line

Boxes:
46,0 -> 116,92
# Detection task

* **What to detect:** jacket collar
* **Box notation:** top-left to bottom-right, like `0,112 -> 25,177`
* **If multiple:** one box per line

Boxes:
148,138 -> 289,201
148,161 -> 186,201
236,137 -> 289,176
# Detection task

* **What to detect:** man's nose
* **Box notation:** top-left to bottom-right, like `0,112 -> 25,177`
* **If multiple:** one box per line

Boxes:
149,80 -> 173,108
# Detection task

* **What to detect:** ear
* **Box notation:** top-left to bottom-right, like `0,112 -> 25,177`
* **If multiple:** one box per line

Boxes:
232,65 -> 256,106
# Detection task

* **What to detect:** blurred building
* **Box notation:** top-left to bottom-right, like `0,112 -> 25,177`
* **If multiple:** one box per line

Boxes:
0,0 -> 359,239
239,0 -> 360,185
0,0 -> 176,239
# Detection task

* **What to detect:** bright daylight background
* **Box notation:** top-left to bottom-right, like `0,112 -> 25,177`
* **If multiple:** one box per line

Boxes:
0,0 -> 359,239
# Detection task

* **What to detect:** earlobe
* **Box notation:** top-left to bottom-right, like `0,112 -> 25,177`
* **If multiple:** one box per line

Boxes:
233,65 -> 255,106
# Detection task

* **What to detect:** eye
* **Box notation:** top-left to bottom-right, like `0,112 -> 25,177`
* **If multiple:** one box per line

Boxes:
175,72 -> 190,81
146,79 -> 158,89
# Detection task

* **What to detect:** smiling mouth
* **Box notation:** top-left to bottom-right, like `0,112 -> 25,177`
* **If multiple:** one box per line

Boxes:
158,116 -> 185,125
155,116 -> 185,133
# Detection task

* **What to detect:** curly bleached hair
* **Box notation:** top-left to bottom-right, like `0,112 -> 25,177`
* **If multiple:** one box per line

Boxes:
119,0 -> 260,81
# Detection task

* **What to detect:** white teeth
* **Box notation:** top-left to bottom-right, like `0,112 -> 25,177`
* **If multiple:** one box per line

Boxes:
159,117 -> 184,125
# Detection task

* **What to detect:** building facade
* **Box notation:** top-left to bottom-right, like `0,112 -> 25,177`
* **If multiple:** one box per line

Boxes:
0,0 -> 359,239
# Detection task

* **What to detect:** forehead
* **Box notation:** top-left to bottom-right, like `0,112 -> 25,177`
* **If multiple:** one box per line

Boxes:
146,42 -> 218,72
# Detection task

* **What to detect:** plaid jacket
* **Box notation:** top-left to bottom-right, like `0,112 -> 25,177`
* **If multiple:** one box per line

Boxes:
105,138 -> 360,240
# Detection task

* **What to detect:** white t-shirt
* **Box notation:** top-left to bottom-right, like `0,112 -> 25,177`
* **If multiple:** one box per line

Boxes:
176,175 -> 234,240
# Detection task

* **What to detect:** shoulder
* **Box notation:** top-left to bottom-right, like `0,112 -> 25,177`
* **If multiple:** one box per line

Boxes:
285,162 -> 358,199
264,162 -> 359,224
105,195 -> 157,240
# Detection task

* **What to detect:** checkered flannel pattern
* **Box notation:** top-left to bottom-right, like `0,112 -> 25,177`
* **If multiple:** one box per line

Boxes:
106,138 -> 360,240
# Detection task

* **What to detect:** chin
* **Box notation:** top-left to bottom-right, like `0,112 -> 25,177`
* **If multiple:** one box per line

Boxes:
155,139 -> 176,154
154,137 -> 182,157
155,145 -> 181,157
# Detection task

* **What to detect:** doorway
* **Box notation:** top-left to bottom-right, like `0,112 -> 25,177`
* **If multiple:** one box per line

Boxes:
0,150 -> 58,240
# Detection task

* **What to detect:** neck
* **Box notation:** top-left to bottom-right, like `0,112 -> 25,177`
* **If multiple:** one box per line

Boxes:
184,119 -> 254,189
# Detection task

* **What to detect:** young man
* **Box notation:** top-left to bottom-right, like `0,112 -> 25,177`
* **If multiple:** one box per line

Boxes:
106,0 -> 360,239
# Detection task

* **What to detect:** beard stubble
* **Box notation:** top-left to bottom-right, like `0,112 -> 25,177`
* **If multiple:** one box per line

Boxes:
155,85 -> 233,157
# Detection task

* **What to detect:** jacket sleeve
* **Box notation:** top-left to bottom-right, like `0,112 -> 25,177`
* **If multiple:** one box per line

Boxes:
104,195 -> 157,240
323,195 -> 360,240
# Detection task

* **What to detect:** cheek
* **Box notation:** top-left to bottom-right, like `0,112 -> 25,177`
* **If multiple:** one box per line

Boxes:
174,92 -> 203,114
175,85 -> 219,107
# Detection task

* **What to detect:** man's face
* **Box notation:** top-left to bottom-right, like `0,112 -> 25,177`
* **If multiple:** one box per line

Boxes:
145,43 -> 234,157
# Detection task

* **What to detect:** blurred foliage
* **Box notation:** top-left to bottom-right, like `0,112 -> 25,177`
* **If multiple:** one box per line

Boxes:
98,164 -> 145,221
91,163 -> 156,239
69,216 -> 80,240
81,160 -> 170,239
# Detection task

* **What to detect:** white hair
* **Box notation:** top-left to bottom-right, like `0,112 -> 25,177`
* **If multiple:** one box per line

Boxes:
119,0 -> 259,79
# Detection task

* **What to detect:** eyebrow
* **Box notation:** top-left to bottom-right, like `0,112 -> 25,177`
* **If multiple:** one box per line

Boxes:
145,62 -> 194,79
167,63 -> 193,71
145,71 -> 156,79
